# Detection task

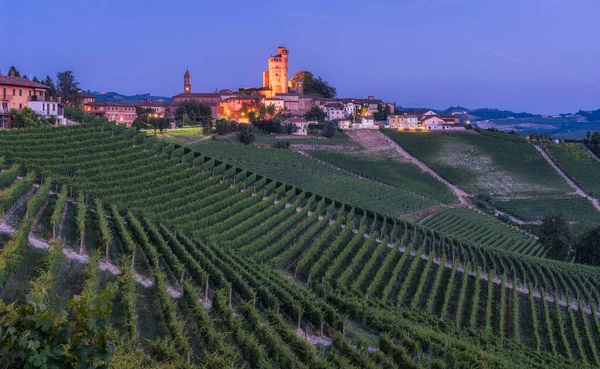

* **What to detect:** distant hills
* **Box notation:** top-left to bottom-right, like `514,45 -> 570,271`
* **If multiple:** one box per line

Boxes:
86,91 -> 172,103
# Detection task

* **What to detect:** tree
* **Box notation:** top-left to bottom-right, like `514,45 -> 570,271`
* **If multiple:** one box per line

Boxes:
252,119 -> 285,134
538,213 -> 572,260
42,75 -> 58,97
374,103 -> 391,120
132,106 -> 155,130
175,100 -> 212,129
215,118 -> 237,135
8,66 -> 20,77
32,76 -> 40,83
323,122 -> 337,138
266,104 -> 276,117
56,71 -> 80,108
237,126 -> 255,144
574,226 -> 600,266
304,106 -> 326,122
10,108 -> 48,128
290,71 -> 336,98
285,123 -> 298,135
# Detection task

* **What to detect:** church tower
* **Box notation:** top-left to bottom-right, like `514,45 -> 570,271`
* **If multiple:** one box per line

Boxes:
184,69 -> 191,93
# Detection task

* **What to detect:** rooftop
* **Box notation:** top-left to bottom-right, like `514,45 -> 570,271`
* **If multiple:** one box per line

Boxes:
0,75 -> 48,89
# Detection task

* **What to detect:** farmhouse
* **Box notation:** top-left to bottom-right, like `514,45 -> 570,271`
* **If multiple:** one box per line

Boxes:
422,115 -> 465,131
387,114 -> 419,129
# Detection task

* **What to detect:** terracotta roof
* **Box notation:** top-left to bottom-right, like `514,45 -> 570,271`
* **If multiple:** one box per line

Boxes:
0,75 -> 48,89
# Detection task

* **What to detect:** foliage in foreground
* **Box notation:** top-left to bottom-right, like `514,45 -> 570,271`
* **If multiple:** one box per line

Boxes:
0,283 -> 117,369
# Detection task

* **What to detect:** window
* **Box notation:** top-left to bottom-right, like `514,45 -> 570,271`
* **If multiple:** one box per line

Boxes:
19,103 -> 22,109
12,89 -> 15,95
42,103 -> 45,110
28,90 -> 31,96
19,89 -> 22,96
53,104 -> 56,111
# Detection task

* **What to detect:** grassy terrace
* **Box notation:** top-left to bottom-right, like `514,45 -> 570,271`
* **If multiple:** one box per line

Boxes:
1,123 -> 600,367
383,130 -> 572,197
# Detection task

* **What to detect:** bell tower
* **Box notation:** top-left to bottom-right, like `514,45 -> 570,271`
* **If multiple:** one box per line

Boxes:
184,69 -> 191,93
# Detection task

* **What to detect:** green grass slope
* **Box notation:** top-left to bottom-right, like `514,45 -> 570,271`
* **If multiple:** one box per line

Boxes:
383,130 -> 571,197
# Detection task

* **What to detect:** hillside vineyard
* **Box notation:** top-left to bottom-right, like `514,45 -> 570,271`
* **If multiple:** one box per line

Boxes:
2,122 -> 600,368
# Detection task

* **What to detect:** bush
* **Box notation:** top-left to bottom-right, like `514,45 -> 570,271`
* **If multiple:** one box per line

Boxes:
275,141 -> 290,149
237,127 -> 255,145
323,122 -> 337,138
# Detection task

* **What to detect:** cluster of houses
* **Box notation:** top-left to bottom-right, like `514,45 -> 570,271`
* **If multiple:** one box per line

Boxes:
0,72 -> 67,128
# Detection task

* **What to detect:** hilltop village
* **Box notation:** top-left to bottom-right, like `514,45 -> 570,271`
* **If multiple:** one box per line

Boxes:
1,47 -> 467,133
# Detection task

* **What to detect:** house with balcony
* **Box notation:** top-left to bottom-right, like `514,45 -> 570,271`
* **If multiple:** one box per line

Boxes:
0,73 -> 48,128
27,96 -> 66,125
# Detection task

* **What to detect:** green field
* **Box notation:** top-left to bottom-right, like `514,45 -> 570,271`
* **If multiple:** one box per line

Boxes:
383,130 -> 571,197
1,123 -> 600,368
422,208 -> 544,257
544,143 -> 600,197
308,148 -> 458,204
155,126 -> 206,144
492,197 -> 600,222
189,141 -> 441,217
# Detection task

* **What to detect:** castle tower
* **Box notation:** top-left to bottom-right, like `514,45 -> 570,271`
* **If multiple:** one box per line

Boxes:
264,46 -> 289,95
184,69 -> 191,93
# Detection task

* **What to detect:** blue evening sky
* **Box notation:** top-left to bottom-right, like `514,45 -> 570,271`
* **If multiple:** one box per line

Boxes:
2,0 -> 599,114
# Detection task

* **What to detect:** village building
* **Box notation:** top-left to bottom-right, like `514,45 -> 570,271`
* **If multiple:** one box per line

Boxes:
0,73 -> 48,128
220,93 -> 261,120
27,96 -> 66,125
263,97 -> 284,112
421,115 -> 465,131
77,91 -> 96,111
352,115 -> 375,129
85,102 -> 138,127
171,69 -> 234,119
136,100 -> 171,117
335,119 -> 352,130
387,114 -> 420,130
283,117 -> 310,135
324,102 -> 344,121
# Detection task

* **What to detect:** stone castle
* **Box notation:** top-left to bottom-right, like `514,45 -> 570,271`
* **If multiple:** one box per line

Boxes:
262,46 -> 290,95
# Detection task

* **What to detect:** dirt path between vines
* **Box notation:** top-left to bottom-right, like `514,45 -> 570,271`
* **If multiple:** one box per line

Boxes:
346,130 -> 472,206
534,145 -> 600,212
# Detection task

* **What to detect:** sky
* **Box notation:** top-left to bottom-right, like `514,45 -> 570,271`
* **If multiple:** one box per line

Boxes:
2,0 -> 599,114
